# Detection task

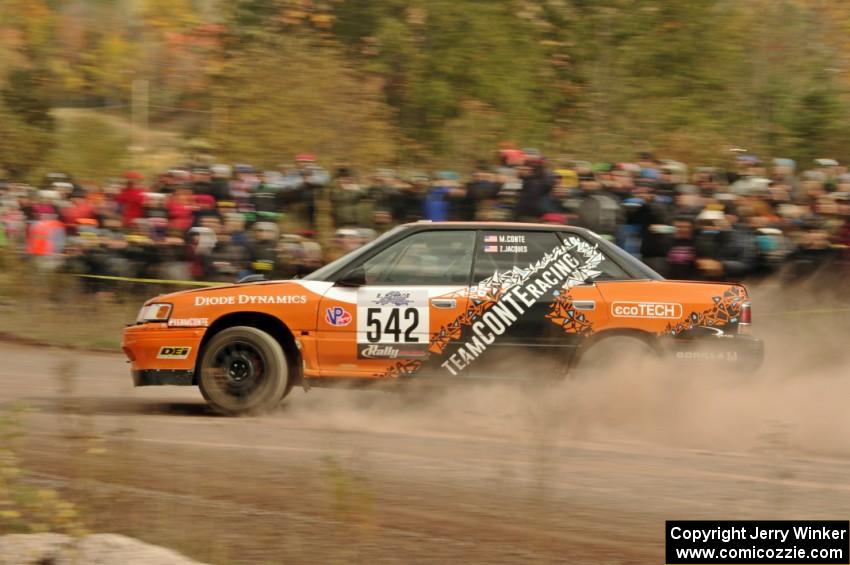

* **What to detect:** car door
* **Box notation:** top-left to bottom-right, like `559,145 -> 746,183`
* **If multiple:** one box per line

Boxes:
316,230 -> 475,378
462,229 -> 611,379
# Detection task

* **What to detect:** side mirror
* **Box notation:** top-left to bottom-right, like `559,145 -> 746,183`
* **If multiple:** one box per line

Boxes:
336,266 -> 367,287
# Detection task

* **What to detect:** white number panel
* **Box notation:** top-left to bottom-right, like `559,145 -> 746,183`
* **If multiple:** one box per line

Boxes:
356,288 -> 430,348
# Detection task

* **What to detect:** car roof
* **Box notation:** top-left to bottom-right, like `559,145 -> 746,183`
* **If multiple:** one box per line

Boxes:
303,221 -> 637,282
401,221 -> 592,234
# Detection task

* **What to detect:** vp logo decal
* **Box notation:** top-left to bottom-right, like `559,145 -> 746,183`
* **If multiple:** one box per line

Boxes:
325,306 -> 352,327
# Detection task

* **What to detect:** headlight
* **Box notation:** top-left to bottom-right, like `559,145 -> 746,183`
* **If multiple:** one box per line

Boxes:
136,303 -> 172,323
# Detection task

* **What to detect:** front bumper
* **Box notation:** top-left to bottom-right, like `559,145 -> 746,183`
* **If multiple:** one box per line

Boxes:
122,324 -> 204,386
667,328 -> 764,371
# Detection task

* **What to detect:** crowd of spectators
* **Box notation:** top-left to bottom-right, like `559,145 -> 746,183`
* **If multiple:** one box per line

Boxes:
1,149 -> 849,289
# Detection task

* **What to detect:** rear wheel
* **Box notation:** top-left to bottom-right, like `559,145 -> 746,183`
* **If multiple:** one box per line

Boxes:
198,326 -> 288,415
576,335 -> 658,375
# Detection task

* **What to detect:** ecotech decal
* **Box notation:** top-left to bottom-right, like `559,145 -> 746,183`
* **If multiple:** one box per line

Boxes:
611,301 -> 683,319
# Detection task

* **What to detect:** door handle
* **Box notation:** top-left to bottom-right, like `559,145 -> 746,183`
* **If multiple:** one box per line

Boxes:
432,298 -> 457,309
573,300 -> 596,311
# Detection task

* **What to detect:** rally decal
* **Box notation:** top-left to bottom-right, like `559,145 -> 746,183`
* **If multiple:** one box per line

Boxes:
663,286 -> 745,336
376,236 -> 605,378
358,344 -> 429,360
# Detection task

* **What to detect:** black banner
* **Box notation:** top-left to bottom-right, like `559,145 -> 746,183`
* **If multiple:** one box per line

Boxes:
666,520 -> 849,564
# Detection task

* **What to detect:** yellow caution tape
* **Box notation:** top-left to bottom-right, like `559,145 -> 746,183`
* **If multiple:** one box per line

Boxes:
75,274 -> 228,287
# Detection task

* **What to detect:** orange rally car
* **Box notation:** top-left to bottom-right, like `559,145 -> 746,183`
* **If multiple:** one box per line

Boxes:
123,222 -> 764,414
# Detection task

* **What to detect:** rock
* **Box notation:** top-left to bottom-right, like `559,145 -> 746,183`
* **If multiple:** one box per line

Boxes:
0,533 -> 208,565
0,533 -> 71,565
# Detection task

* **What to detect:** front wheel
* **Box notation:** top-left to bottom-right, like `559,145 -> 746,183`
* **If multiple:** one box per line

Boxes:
198,326 -> 289,415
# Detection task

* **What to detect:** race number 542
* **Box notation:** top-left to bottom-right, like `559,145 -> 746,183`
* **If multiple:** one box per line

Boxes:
364,307 -> 419,343
357,289 -> 429,345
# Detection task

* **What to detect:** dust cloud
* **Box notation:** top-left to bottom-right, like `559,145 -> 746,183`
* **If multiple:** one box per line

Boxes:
278,286 -> 850,458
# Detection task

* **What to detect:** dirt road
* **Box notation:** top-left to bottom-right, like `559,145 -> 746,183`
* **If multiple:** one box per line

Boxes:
2,309 -> 850,564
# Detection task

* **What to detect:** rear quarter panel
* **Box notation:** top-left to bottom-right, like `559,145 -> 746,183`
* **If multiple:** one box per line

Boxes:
593,280 -> 747,336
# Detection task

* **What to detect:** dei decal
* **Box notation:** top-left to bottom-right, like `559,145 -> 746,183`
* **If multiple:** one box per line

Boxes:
157,346 -> 191,359
377,236 -> 605,378
357,289 -> 429,355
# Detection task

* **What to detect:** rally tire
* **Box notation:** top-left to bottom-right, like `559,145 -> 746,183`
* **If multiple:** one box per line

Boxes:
576,334 -> 659,375
198,326 -> 289,415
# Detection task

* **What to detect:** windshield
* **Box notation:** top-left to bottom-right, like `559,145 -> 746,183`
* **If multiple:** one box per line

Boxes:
303,225 -> 408,281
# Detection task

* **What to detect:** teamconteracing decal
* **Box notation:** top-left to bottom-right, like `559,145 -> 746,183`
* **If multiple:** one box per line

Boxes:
376,237 -> 605,378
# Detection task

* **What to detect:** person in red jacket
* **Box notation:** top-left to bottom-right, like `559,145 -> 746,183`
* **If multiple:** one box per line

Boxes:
166,187 -> 196,232
115,171 -> 146,227
61,187 -> 96,233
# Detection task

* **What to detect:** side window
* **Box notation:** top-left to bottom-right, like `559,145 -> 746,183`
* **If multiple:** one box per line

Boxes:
361,230 -> 476,285
560,233 -> 632,281
473,231 -> 563,281
593,252 -> 631,280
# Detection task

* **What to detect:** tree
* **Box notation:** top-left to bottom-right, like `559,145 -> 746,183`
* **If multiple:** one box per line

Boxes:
209,33 -> 397,168
0,98 -> 53,180
48,113 -> 129,181
335,0 -> 557,156
0,68 -> 56,179
789,78 -> 845,165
